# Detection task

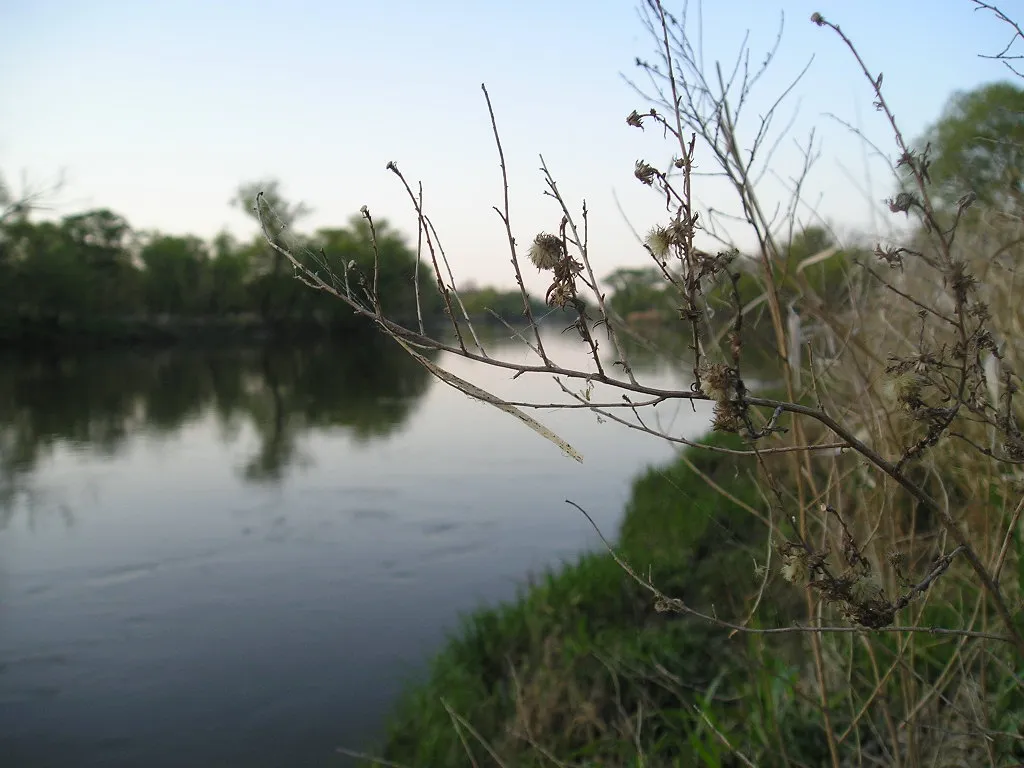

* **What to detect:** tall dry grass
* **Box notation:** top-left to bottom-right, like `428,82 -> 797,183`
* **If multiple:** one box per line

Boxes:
259,2 -> 1024,764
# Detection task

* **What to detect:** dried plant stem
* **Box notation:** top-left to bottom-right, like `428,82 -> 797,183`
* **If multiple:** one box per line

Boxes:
481,84 -> 550,366
566,500 -> 1015,644
256,3 -> 1024,760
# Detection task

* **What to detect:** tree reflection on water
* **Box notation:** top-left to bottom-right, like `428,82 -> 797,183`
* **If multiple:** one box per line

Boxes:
0,333 -> 437,528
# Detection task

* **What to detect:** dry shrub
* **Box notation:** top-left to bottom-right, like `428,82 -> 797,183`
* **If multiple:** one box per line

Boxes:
266,2 -> 1024,764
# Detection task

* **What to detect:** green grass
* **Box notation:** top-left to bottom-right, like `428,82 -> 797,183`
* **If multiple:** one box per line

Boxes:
367,432 -> 832,767
365,419 -> 1024,766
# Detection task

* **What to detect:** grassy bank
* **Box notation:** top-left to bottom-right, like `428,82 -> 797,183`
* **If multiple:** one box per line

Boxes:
365,434 -> 836,767
364,428 -> 1024,766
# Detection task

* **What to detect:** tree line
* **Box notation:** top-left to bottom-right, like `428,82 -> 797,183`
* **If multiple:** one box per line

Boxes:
605,80 -> 1024,341
2,80 -> 1018,348
0,179 -> 549,345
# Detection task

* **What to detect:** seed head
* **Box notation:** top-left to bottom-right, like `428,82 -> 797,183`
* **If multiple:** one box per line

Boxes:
887,370 -> 925,408
702,363 -> 736,401
547,284 -> 574,309
810,12 -> 825,26
634,160 -> 658,186
781,552 -> 809,584
645,225 -> 673,258
887,191 -> 916,216
887,550 -> 907,570
528,233 -> 564,271
712,403 -> 743,433
850,576 -> 886,604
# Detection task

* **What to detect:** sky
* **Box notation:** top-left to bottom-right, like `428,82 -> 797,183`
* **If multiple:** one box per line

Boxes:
1,0 -> 1018,290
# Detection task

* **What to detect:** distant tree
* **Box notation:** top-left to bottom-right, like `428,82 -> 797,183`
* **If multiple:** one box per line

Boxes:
604,266 -> 675,321
457,287 -> 547,323
233,179 -> 311,320
59,209 -> 140,315
0,173 -> 13,223
313,215 -> 439,326
0,176 -> 18,311
0,171 -> 66,321
1,220 -> 77,319
139,234 -> 210,314
916,81 -> 1024,210
207,232 -> 251,314
0,169 -> 63,227
781,226 -> 853,304
234,179 -> 311,235
0,176 -> 501,338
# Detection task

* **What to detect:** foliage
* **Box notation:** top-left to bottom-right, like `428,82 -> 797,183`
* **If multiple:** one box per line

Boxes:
373,436 -> 838,767
0,180 -> 458,344
258,2 -> 1024,765
9,2 -> 1024,763
916,80 -> 1024,210
312,216 -> 444,324
604,266 -> 677,321
139,234 -> 211,315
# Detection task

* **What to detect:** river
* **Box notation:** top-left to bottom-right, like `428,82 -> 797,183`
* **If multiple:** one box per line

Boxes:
0,329 -> 712,767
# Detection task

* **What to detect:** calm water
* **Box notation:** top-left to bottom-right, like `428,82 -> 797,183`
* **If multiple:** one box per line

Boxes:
0,330 -> 711,767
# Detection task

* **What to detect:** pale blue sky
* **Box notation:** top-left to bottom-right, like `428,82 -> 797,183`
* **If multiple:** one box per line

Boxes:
1,0 -> 1016,289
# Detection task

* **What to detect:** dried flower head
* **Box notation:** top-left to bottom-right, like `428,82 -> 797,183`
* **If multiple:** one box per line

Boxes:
874,243 -> 911,269
780,548 -> 809,584
528,233 -> 564,271
957,191 -> 977,211
645,225 -> 673,258
946,259 -> 976,304
634,160 -> 658,186
887,550 -> 907,570
810,12 -> 825,26
626,110 -> 644,129
702,363 -> 737,401
547,284 -> 574,309
887,370 -> 926,409
711,402 -> 744,433
887,191 -> 916,216
850,576 -> 886,605
1003,434 -> 1024,461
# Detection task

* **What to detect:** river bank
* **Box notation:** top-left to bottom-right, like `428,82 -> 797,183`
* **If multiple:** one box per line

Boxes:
365,432 -> 835,766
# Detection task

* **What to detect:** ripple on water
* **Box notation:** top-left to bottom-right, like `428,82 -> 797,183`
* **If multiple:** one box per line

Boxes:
419,521 -> 460,536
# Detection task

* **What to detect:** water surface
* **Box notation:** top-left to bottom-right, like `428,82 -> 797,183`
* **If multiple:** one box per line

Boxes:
0,331 -> 711,767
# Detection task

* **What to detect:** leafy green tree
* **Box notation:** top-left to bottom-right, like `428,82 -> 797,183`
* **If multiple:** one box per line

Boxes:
0,179 -> 19,314
0,176 -> 506,340
3,219 -> 87,321
916,81 -> 1024,209
139,234 -> 210,315
313,216 -> 440,326
781,226 -> 853,304
233,179 -> 311,321
604,266 -> 675,320
60,209 -> 141,316
207,232 -> 252,314
443,286 -> 546,324
0,173 -> 15,224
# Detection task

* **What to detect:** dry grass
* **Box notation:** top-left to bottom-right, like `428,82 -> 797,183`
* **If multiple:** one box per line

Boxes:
262,2 -> 1024,765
